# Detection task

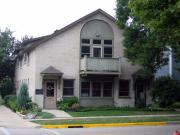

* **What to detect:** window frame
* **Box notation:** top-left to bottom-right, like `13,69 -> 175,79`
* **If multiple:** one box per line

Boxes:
63,79 -> 74,96
80,38 -> 113,58
103,81 -> 113,97
81,81 -> 90,97
119,80 -> 130,97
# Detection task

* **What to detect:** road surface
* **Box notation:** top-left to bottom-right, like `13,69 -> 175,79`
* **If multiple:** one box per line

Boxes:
0,125 -> 180,135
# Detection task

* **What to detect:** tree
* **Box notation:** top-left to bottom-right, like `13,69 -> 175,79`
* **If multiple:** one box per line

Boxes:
0,76 -> 14,98
0,28 -> 16,79
116,0 -> 180,73
151,76 -> 180,107
17,83 -> 31,111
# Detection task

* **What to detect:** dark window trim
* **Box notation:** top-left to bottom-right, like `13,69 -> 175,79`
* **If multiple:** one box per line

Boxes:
63,79 -> 75,96
119,79 -> 130,97
80,38 -> 113,58
80,80 -> 113,98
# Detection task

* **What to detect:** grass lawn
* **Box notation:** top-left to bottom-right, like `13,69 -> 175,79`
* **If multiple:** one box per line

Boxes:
33,116 -> 180,125
67,110 -> 180,117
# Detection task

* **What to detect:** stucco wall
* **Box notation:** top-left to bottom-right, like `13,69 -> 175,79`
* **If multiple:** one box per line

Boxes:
15,12 -> 142,108
15,51 -> 36,101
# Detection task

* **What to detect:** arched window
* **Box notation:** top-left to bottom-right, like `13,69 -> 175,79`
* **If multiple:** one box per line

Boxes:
80,20 -> 114,58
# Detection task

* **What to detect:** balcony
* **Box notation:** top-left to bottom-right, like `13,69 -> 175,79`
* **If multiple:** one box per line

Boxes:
80,56 -> 121,75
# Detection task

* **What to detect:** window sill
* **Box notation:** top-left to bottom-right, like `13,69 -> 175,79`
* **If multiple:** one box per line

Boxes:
119,96 -> 131,99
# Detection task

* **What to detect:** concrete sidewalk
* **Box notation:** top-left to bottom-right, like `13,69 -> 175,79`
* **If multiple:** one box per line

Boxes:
0,105 -> 39,128
43,109 -> 72,118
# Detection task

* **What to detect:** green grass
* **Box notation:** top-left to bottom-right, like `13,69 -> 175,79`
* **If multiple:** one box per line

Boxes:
68,110 -> 180,117
30,111 -> 55,119
33,116 -> 180,125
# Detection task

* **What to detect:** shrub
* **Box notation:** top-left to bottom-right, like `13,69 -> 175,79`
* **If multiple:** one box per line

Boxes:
57,97 -> 79,111
0,76 -> 14,98
17,83 -> 31,111
4,95 -> 17,112
151,76 -> 180,107
0,95 -> 4,105
28,102 -> 42,112
171,102 -> 180,109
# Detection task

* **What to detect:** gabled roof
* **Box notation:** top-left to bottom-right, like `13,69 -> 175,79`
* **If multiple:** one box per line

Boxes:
41,66 -> 63,76
17,9 -> 116,57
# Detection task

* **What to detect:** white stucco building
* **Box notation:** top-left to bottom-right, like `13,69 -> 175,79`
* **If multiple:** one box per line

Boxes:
15,9 -> 151,109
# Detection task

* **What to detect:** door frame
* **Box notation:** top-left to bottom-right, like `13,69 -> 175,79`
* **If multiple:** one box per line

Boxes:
92,46 -> 102,58
43,79 -> 57,109
135,79 -> 147,107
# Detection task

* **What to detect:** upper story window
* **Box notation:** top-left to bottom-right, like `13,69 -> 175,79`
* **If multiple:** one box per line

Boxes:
81,20 -> 113,58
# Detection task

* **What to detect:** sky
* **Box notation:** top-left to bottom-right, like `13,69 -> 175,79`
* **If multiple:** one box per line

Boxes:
0,0 -> 116,40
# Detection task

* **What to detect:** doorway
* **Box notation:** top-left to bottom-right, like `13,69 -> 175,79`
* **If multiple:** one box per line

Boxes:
135,79 -> 146,107
44,80 -> 57,109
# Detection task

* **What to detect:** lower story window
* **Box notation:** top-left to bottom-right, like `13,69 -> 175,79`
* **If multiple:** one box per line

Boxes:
92,82 -> 101,97
103,82 -> 112,97
81,81 -> 113,97
119,80 -> 130,97
63,79 -> 74,96
81,82 -> 90,97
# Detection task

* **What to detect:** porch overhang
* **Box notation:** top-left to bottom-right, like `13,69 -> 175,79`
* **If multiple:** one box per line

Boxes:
40,66 -> 63,76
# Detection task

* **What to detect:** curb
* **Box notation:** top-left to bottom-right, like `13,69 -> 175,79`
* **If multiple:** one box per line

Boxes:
41,122 -> 167,128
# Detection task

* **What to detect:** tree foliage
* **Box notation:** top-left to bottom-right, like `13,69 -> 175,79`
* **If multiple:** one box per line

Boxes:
17,83 -> 31,111
0,76 -> 14,98
151,76 -> 180,107
0,29 -> 16,79
116,0 -> 180,73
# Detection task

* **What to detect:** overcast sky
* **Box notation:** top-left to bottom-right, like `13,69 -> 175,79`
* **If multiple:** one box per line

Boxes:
0,0 -> 116,40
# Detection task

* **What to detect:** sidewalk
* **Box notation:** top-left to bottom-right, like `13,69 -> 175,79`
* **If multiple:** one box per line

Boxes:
43,109 -> 72,118
0,105 -> 39,128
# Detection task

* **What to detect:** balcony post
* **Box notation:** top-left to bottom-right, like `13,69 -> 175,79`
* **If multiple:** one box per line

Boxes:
84,55 -> 87,72
118,57 -> 121,78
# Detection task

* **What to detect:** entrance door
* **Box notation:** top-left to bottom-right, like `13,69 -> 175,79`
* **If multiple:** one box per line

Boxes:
135,80 -> 146,107
44,80 -> 57,109
93,46 -> 102,58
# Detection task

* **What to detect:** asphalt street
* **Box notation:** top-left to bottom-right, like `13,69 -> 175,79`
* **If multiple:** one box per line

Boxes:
0,125 -> 180,135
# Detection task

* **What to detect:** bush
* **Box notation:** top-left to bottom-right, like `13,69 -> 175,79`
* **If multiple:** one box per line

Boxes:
4,95 -> 17,112
0,95 -> 4,105
28,102 -> 42,112
171,102 -> 180,109
0,76 -> 14,98
57,97 -> 79,111
17,83 -> 31,111
151,76 -> 180,107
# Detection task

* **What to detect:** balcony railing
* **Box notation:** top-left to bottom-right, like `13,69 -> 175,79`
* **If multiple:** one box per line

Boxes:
80,56 -> 121,75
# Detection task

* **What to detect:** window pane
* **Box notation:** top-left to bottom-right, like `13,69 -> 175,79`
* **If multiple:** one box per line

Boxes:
104,47 -> 112,58
64,80 -> 74,87
103,90 -> 112,97
104,40 -> 112,45
92,82 -> 101,97
93,48 -> 101,57
119,80 -> 130,96
63,79 -> 74,96
63,88 -> 73,95
46,82 -> 54,97
104,47 -> 112,54
103,82 -> 112,97
81,82 -> 90,97
104,54 -> 112,58
93,39 -> 101,44
81,54 -> 90,57
81,46 -> 90,53
81,39 -> 90,44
